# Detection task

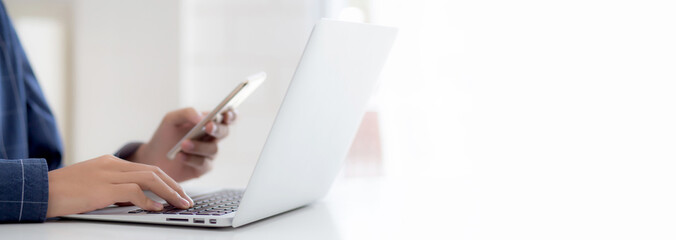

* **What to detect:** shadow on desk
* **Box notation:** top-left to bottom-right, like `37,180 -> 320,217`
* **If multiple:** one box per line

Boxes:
2,202 -> 340,240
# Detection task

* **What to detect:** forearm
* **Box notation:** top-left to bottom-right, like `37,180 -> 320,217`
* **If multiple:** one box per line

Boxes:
0,159 -> 49,223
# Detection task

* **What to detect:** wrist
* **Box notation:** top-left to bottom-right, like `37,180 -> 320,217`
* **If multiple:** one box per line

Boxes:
46,168 -> 68,218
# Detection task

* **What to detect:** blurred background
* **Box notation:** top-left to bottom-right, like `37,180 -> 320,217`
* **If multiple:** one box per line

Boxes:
4,0 -> 368,188
5,0 -> 455,188
6,0 -> 676,237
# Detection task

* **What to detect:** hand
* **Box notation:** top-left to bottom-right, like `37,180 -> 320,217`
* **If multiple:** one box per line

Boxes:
128,107 -> 237,182
46,155 -> 194,218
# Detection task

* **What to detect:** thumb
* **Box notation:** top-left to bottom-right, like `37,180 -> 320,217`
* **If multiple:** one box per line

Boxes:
164,107 -> 203,126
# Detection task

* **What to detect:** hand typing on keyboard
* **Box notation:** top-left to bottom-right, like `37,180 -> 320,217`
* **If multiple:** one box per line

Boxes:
47,155 -> 194,218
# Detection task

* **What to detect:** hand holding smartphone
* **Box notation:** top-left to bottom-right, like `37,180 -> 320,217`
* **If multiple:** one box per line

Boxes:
167,72 -> 266,160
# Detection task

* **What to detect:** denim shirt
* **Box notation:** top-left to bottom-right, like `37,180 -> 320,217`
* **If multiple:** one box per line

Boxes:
0,1 -> 63,222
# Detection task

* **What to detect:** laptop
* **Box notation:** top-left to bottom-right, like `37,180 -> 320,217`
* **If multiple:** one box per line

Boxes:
63,19 -> 397,228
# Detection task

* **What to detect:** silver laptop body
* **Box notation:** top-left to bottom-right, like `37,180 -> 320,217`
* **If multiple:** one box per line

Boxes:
64,19 -> 397,228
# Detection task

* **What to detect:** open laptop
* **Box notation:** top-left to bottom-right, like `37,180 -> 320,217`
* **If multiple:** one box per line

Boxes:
64,19 -> 397,228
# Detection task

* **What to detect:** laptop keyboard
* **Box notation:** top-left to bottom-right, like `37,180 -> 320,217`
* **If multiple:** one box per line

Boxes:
127,189 -> 243,216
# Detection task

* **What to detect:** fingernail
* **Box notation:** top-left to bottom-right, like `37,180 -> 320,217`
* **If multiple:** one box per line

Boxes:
227,111 -> 235,124
180,191 -> 194,206
185,192 -> 194,205
153,202 -> 164,211
180,198 -> 190,208
182,140 -> 194,151
211,124 -> 218,136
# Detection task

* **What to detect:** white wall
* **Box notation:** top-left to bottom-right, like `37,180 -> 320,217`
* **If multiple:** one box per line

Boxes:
71,0 -> 182,163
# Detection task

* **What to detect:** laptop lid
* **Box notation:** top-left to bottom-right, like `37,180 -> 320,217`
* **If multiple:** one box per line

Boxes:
232,19 -> 397,227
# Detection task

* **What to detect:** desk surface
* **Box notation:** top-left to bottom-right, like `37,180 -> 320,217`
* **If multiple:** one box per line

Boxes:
0,177 -> 453,240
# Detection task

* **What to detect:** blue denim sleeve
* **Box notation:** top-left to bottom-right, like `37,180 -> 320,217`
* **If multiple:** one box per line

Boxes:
0,159 -> 49,223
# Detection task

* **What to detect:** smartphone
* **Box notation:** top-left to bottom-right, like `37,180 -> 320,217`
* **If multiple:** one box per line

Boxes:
167,72 -> 266,160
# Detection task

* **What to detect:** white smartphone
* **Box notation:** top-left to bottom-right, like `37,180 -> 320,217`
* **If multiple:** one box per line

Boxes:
167,72 -> 266,160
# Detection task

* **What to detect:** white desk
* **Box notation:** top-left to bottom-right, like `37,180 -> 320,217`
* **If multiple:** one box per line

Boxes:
0,177 -> 453,240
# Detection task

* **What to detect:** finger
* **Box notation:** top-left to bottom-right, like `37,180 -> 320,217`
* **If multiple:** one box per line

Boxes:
164,107 -> 202,126
192,132 -> 216,142
177,152 -> 213,172
181,140 -> 218,158
113,171 -> 191,209
203,122 -> 229,139
112,183 -> 164,211
111,159 -> 194,206
222,109 -> 237,125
